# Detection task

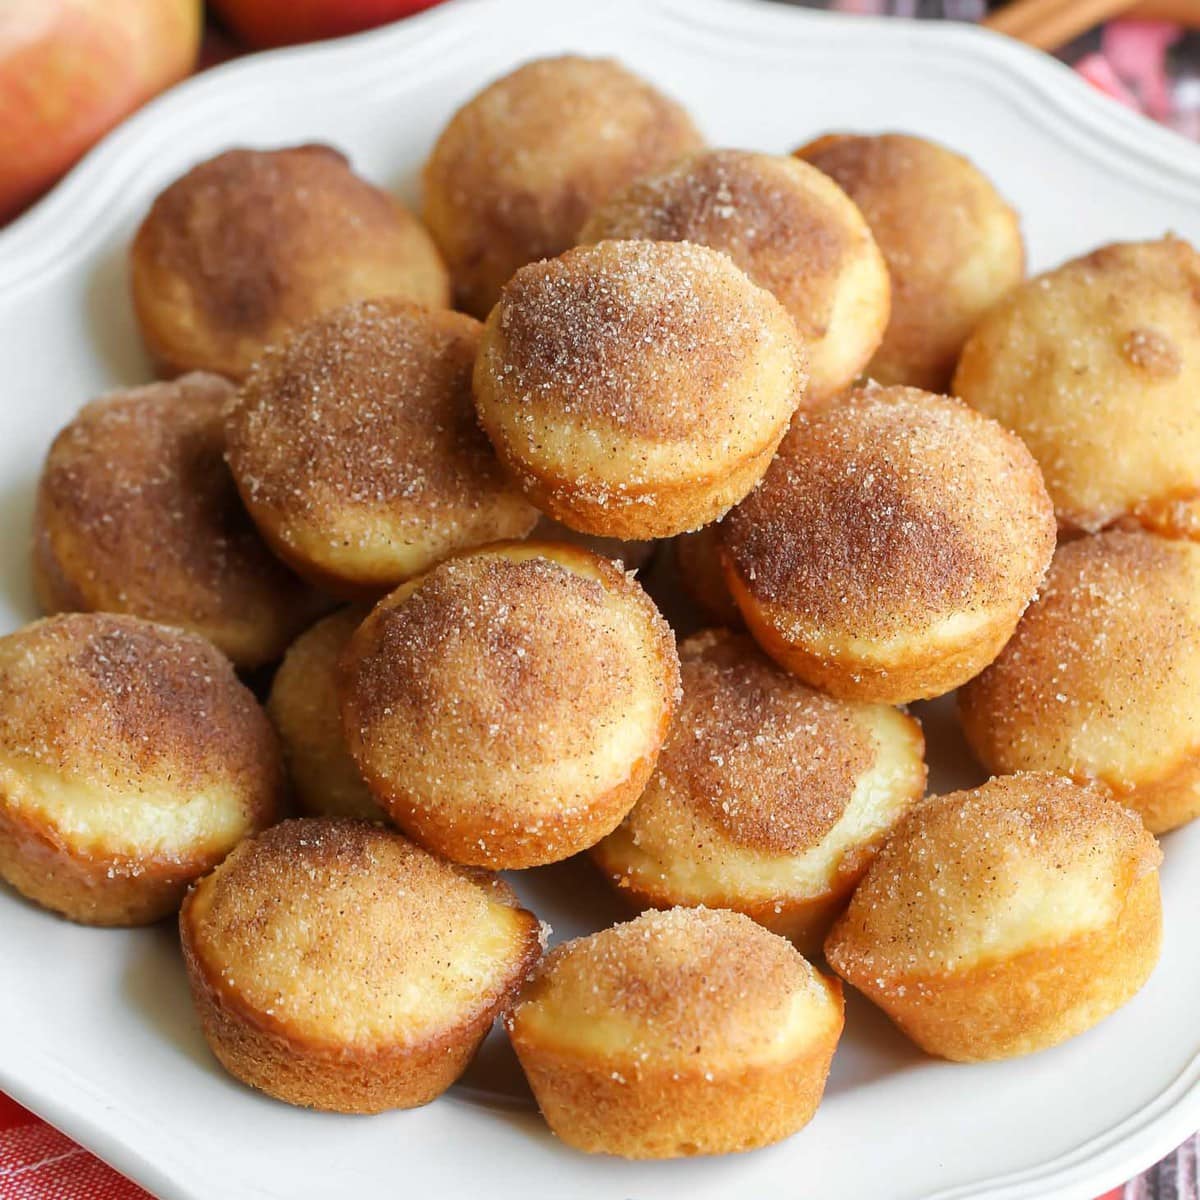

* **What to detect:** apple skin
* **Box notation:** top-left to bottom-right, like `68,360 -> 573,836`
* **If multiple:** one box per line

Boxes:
0,0 -> 201,224
208,0 -> 446,49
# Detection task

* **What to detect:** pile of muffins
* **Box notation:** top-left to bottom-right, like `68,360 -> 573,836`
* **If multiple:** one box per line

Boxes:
2,53 -> 1197,1160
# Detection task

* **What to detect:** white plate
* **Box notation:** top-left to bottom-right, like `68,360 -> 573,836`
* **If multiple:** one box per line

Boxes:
1,1 -> 1199,1197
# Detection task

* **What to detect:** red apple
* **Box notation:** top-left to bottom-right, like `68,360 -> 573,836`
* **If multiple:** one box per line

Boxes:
0,0 -> 201,224
209,0 -> 446,49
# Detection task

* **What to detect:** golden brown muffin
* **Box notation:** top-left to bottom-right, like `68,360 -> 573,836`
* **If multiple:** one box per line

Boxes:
591,629 -> 926,954
796,132 -> 1023,392
960,531 -> 1200,833
581,149 -> 889,402
266,607 -> 382,821
181,818 -> 541,1112
825,774 -> 1162,1061
131,145 -> 449,380
508,906 -> 843,1158
225,299 -> 539,597
340,542 -> 679,869
721,385 -> 1055,704
473,240 -> 808,540
0,614 -> 283,926
422,55 -> 704,317
33,372 -> 328,669
953,237 -> 1200,537
671,525 -> 742,629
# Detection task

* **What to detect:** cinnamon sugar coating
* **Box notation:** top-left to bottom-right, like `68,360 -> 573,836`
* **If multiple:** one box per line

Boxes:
226,298 -> 538,596
474,239 -> 807,540
34,371 -> 327,669
340,542 -> 679,869
960,530 -> 1200,833
592,629 -> 925,952
423,56 -> 704,317
582,149 -> 889,401
0,613 -> 283,925
181,818 -> 541,1112
131,145 -> 449,380
954,236 -> 1200,537
826,773 -> 1162,1061
722,385 -> 1054,703
796,132 -> 1024,392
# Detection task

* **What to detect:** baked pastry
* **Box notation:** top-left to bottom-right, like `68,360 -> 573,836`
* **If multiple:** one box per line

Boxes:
473,240 -> 808,540
591,629 -> 926,954
340,541 -> 679,869
33,371 -> 328,669
671,525 -> 742,629
953,237 -> 1200,537
796,132 -> 1023,392
0,613 -> 283,926
825,773 -> 1162,1061
225,299 -> 539,597
721,385 -> 1055,703
580,148 -> 889,402
960,531 -> 1200,833
131,145 -> 449,379
181,818 -> 541,1112
422,55 -> 703,317
266,607 -> 382,821
507,906 -> 843,1158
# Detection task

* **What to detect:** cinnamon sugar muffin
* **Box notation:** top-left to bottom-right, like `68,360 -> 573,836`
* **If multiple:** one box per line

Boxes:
591,629 -> 926,954
0,614 -> 283,925
225,299 -> 538,597
825,774 -> 1162,1061
33,372 -> 328,669
960,531 -> 1200,833
266,607 -> 382,821
181,819 -> 541,1112
473,240 -> 808,539
721,385 -> 1055,703
131,145 -> 449,380
423,56 -> 704,317
953,237 -> 1200,537
340,542 -> 680,869
507,906 -> 844,1158
796,133 -> 1024,392
581,149 -> 890,402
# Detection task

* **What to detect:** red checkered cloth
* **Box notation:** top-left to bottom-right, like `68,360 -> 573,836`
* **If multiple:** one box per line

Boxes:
1,1088 -> 1195,1198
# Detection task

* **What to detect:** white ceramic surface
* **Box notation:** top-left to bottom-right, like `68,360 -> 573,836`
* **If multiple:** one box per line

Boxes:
1,1 -> 1198,1197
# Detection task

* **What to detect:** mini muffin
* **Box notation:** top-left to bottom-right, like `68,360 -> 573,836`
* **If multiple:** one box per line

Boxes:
953,237 -> 1200,537
796,132 -> 1023,392
181,819 -> 541,1112
592,629 -> 926,954
340,541 -> 679,869
266,607 -> 382,821
225,299 -> 539,597
0,613 -> 283,926
825,774 -> 1162,1061
721,385 -> 1055,704
131,145 -> 449,380
581,149 -> 889,402
423,55 -> 704,317
960,531 -> 1200,834
474,240 -> 808,540
671,525 -> 742,629
507,906 -> 844,1158
33,372 -> 328,669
